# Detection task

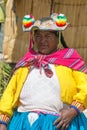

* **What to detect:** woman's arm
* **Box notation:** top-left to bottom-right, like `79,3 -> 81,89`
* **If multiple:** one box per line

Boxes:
54,70 -> 87,130
71,70 -> 87,110
0,69 -> 19,128
0,67 -> 29,128
0,73 -> 17,127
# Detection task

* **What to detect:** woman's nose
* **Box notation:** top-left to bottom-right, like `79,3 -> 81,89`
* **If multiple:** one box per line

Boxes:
40,36 -> 47,43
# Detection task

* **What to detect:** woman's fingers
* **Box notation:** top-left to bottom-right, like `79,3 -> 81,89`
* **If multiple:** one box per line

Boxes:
56,120 -> 64,128
54,117 -> 68,129
54,117 -> 61,125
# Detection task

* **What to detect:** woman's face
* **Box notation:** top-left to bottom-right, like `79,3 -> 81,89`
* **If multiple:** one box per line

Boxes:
34,30 -> 58,55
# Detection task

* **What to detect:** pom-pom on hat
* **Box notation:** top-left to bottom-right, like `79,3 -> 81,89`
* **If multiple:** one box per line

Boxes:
22,13 -> 70,32
22,14 -> 35,31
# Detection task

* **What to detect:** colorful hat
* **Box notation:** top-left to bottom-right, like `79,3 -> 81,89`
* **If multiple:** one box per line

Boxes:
22,13 -> 70,32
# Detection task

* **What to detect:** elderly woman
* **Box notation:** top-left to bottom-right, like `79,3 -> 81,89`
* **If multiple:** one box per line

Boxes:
0,13 -> 87,130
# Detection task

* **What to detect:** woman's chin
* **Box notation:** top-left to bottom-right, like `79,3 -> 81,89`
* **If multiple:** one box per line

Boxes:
39,50 -> 49,55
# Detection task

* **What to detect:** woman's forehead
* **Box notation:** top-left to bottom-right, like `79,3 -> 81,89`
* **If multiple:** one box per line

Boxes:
34,30 -> 58,35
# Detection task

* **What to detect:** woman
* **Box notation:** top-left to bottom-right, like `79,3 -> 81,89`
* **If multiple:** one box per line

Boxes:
0,13 -> 87,130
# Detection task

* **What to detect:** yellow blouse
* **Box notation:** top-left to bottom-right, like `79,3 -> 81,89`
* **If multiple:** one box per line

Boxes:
0,65 -> 87,118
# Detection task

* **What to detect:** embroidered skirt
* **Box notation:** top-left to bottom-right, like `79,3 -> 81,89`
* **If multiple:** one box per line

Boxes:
8,111 -> 87,130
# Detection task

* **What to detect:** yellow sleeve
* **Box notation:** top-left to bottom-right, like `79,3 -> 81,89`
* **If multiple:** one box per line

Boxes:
0,66 -> 29,115
0,67 -> 29,124
72,70 -> 87,109
0,70 -> 19,117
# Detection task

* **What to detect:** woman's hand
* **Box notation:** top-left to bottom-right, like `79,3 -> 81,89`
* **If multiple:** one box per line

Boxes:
54,107 -> 78,130
0,124 -> 7,130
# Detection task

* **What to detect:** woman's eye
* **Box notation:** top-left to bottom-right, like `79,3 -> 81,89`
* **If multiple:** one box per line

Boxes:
46,35 -> 52,39
35,35 -> 41,40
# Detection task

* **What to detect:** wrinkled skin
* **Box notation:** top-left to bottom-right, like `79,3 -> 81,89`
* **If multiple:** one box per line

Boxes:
54,107 -> 78,130
34,30 -> 58,55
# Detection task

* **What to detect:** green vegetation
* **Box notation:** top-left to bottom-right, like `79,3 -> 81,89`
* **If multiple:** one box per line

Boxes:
0,61 -> 12,98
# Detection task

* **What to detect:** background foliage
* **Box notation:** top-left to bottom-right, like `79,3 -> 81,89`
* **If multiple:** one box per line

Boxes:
0,61 -> 12,98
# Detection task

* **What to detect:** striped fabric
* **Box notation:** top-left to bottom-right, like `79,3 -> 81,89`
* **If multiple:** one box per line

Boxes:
0,113 -> 10,126
15,48 -> 87,77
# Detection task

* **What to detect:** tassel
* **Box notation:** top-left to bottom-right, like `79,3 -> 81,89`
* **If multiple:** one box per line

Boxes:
57,32 -> 63,50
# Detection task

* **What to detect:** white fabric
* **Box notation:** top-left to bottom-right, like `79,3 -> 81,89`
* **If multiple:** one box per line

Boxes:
28,112 -> 39,126
18,64 -> 63,113
83,109 -> 87,117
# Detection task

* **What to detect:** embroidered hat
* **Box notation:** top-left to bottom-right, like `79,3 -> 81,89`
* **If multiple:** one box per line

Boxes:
22,13 -> 70,32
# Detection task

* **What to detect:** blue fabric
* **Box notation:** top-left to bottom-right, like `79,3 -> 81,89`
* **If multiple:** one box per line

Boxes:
8,111 -> 87,130
68,113 -> 87,130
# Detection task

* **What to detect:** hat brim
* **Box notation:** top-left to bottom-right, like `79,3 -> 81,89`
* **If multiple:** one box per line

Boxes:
22,23 -> 70,32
